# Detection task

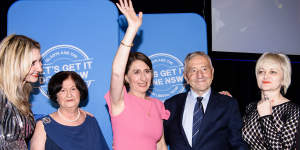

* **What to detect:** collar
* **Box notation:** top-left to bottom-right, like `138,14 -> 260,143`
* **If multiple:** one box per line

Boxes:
187,88 -> 211,112
189,88 -> 211,102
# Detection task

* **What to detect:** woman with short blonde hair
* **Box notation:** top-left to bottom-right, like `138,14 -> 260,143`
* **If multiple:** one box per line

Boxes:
255,52 -> 292,94
242,52 -> 300,149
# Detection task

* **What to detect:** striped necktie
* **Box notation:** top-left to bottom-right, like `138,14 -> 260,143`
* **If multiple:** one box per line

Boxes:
192,96 -> 204,147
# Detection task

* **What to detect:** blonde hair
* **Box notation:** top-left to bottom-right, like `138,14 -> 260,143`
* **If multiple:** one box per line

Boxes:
255,52 -> 291,94
0,34 -> 40,117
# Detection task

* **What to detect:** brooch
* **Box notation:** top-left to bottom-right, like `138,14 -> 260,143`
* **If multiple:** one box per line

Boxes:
42,117 -> 51,124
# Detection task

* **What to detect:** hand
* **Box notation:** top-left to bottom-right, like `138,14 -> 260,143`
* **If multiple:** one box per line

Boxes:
79,108 -> 94,117
257,98 -> 272,117
116,0 -> 143,29
219,91 -> 232,97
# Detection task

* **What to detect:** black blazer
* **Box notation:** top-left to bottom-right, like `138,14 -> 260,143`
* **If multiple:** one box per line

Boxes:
164,90 -> 249,150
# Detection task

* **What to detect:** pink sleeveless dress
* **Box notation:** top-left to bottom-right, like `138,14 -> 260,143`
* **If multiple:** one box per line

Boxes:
105,87 -> 170,150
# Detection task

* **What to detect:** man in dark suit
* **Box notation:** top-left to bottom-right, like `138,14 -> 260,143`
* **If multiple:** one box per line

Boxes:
164,51 -> 248,150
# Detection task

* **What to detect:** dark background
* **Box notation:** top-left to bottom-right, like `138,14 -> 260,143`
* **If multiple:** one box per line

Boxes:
1,0 -> 300,114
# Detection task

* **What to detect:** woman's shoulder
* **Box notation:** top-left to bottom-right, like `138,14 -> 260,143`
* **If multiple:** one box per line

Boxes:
85,113 -> 97,122
283,101 -> 300,113
149,97 -> 170,119
285,101 -> 300,107
149,97 -> 163,104
149,97 -> 167,109
84,114 -> 101,128
0,93 -> 10,109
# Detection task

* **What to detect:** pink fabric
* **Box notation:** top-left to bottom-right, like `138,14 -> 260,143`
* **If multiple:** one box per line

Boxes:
105,87 -> 170,150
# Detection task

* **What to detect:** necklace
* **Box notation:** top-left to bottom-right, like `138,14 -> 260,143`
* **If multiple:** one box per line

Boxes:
57,108 -> 81,122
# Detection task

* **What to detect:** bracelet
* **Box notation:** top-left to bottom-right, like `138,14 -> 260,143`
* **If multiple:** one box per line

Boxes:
120,41 -> 133,47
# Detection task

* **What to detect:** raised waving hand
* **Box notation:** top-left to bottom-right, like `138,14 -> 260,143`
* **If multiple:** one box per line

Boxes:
109,0 -> 143,116
116,0 -> 142,30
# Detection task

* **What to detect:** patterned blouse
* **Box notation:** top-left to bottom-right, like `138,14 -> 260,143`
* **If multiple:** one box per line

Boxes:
0,93 -> 35,150
242,101 -> 300,150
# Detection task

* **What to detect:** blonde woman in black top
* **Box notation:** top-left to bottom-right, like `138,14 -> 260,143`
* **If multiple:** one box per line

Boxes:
242,52 -> 300,150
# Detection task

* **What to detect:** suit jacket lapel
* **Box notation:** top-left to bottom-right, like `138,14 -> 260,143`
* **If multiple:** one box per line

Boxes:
178,92 -> 193,149
195,91 -> 218,146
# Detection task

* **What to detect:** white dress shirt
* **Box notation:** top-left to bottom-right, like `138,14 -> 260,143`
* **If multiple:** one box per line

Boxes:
182,88 -> 211,146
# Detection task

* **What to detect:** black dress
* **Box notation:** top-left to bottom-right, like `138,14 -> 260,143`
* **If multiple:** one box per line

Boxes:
242,101 -> 300,150
296,122 -> 300,150
0,92 -> 35,150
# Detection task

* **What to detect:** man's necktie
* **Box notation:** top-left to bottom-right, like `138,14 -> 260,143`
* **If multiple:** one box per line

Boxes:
192,96 -> 204,147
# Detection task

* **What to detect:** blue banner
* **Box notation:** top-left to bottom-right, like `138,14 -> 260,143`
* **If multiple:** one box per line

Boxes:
8,1 -> 206,148
8,0 -> 119,147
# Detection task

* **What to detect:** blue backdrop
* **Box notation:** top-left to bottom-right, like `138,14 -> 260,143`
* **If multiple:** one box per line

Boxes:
118,13 -> 207,100
7,0 -> 207,149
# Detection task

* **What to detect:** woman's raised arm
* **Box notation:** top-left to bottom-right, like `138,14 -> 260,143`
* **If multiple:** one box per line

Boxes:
110,0 -> 142,109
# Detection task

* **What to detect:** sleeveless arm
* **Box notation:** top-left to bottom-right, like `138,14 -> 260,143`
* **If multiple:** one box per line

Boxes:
30,120 -> 46,150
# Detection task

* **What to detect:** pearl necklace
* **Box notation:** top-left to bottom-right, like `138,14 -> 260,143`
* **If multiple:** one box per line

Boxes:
57,108 -> 81,122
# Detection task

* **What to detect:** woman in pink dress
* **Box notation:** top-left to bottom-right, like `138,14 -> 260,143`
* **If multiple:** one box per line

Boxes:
104,0 -> 170,149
